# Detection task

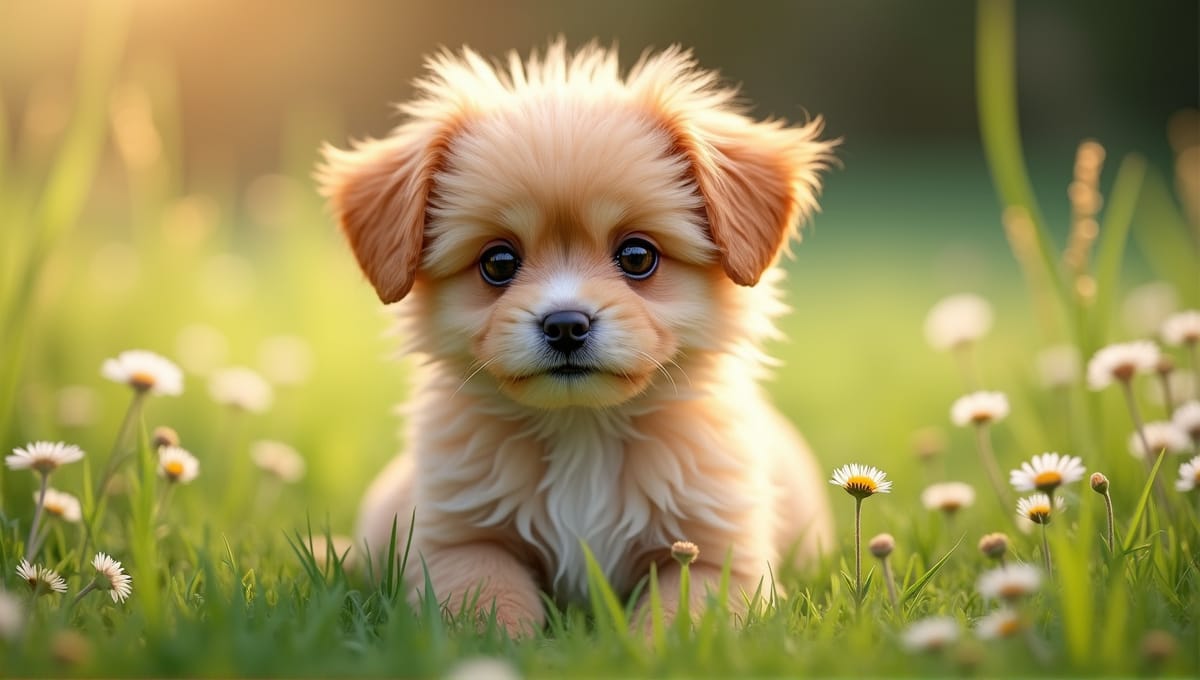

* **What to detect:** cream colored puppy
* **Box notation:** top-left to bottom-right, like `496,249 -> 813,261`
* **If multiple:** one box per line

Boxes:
319,42 -> 835,636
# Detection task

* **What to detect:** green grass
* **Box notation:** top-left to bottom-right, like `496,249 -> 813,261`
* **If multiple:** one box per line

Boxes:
1,0 -> 1199,676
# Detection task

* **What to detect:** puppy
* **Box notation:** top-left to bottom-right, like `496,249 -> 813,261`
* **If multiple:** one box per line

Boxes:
319,42 -> 835,636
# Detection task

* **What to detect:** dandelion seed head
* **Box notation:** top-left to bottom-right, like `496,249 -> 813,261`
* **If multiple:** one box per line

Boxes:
950,391 -> 1010,427
924,293 -> 993,351
1086,341 -> 1161,390
829,464 -> 893,499
101,349 -> 183,396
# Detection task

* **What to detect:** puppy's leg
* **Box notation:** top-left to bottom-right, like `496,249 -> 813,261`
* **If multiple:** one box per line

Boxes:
634,561 -> 740,633
417,543 -> 545,638
356,454 -> 416,567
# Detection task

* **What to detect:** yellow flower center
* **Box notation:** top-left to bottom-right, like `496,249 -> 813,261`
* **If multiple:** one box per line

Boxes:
1193,470 -> 1200,484
997,617 -> 1022,637
844,476 -> 878,495
164,461 -> 184,479
999,583 -> 1027,599
970,411 -> 993,424
45,502 -> 64,516
1026,504 -> 1052,524
1033,471 -> 1062,489
939,500 -> 963,512
129,371 -> 156,390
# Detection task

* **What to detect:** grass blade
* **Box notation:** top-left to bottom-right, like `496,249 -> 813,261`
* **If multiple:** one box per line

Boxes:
1122,451 -> 1166,553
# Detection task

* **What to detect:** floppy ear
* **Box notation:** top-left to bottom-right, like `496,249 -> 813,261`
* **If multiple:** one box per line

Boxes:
676,116 -> 835,286
317,123 -> 452,303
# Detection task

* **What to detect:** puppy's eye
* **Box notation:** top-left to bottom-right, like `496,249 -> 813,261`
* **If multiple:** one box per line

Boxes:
615,237 -> 659,280
479,243 -> 521,286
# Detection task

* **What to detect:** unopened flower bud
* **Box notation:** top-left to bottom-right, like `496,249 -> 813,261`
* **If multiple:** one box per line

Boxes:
869,533 -> 895,559
1156,355 -> 1175,376
670,540 -> 699,567
1090,472 -> 1109,494
978,532 -> 1009,560
1140,630 -> 1177,665
152,426 -> 180,449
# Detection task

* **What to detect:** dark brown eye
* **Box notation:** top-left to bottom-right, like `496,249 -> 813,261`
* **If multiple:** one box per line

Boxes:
615,238 -> 659,279
479,243 -> 521,286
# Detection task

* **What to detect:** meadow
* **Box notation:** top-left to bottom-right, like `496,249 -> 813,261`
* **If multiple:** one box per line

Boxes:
1,0 -> 1198,676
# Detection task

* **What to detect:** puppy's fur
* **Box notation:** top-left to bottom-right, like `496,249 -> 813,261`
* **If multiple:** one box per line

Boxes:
319,42 -> 835,635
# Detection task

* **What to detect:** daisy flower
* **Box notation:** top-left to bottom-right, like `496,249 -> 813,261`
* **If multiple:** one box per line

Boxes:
157,446 -> 200,484
1086,341 -> 1161,390
209,367 -> 274,413
90,553 -> 132,603
1176,456 -> 1200,492
670,540 -> 699,567
1009,452 -> 1086,494
251,440 -> 306,483
101,349 -> 184,396
950,391 -> 1010,427
829,464 -> 893,498
1128,422 -> 1190,459
1016,493 -> 1058,525
921,482 -> 976,514
16,560 -> 67,595
924,293 -> 993,351
38,488 -> 82,523
5,441 -> 84,474
977,563 -> 1041,602
976,608 -> 1024,640
1162,310 -> 1200,346
901,616 -> 960,653
1035,344 -> 1080,389
1173,400 -> 1200,440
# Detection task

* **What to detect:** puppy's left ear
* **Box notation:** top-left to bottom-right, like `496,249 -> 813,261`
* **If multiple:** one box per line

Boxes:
317,123 -> 452,303
676,116 -> 836,286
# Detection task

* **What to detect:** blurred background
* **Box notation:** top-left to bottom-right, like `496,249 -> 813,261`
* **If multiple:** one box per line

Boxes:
0,0 -> 1197,533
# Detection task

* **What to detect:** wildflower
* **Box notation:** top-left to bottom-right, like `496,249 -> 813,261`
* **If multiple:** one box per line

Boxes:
978,532 -> 1009,561
1162,309 -> 1200,346
38,488 -> 82,523
921,482 -> 976,514
829,464 -> 893,498
1086,341 -> 1160,390
1009,452 -> 1086,495
670,540 -> 699,567
101,349 -> 183,396
910,426 -> 946,461
1090,472 -> 1109,494
1036,344 -> 1080,389
16,560 -> 67,595
209,366 -> 274,413
152,426 -> 180,449
976,608 -> 1024,640
901,616 -> 959,653
88,552 -> 132,603
1173,400 -> 1200,440
0,590 -> 22,641
924,293 -> 993,351
868,533 -> 895,559
1128,421 -> 1190,459
1140,630 -> 1178,666
251,440 -> 306,483
51,630 -> 92,668
1016,494 -> 1057,525
5,441 -> 84,473
977,563 -> 1041,602
950,391 -> 1010,426
444,657 -> 521,680
157,446 -> 200,484
1176,456 -> 1200,492
1092,473 -> 1116,552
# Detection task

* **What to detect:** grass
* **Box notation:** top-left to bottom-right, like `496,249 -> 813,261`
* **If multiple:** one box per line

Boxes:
1,0 -> 1198,676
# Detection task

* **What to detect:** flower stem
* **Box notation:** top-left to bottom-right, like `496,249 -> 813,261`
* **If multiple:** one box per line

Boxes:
974,423 -> 1011,514
71,581 -> 98,608
1120,379 -> 1172,516
1102,490 -> 1116,555
881,557 -> 899,611
854,497 -> 863,603
80,390 -> 146,569
24,473 -> 50,560
1156,372 -> 1176,416
1039,523 -> 1052,575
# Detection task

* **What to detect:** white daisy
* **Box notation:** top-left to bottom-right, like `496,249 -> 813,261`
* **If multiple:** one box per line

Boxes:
1035,344 -> 1080,388
101,349 -> 183,396
16,560 -> 67,595
901,616 -> 960,653
1176,456 -> 1200,493
920,482 -> 976,514
977,563 -> 1041,601
829,464 -> 893,499
5,441 -> 84,474
157,446 -> 200,484
1086,341 -> 1161,390
208,367 -> 274,413
251,440 -> 306,483
91,552 -> 132,603
924,293 -> 993,351
1172,400 -> 1200,440
1162,310 -> 1200,346
950,391 -> 1010,427
1128,422 -> 1191,459
1009,452 -> 1086,494
0,590 -> 21,641
37,488 -> 82,522
976,608 -> 1024,640
1016,493 -> 1059,525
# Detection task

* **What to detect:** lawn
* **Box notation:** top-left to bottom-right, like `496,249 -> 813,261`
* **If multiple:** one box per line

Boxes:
1,0 -> 1198,676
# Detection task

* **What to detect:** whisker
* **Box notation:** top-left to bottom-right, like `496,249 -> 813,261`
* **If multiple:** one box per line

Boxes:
454,357 -> 498,398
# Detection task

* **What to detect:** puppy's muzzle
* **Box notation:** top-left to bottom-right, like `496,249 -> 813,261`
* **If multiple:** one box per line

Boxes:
541,310 -> 591,355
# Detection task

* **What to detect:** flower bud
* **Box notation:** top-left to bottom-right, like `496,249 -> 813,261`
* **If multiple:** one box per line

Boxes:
670,540 -> 699,567
152,426 -> 180,449
868,533 -> 895,559
1090,472 -> 1109,494
978,532 -> 1009,560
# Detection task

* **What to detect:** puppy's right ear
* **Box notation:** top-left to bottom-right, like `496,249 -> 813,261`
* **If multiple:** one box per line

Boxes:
318,124 -> 451,303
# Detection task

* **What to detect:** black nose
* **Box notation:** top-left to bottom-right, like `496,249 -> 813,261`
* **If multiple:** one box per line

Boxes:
542,310 -> 591,355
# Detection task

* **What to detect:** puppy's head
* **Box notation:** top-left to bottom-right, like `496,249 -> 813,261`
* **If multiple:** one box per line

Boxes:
319,43 -> 834,409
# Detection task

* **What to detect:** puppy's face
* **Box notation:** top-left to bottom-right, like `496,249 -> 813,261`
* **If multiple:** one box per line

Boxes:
319,45 -> 833,409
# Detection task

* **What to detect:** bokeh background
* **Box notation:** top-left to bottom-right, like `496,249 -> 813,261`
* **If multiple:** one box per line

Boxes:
1,0 -> 1197,534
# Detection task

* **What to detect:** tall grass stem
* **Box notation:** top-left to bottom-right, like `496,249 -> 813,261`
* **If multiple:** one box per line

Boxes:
24,472 -> 49,560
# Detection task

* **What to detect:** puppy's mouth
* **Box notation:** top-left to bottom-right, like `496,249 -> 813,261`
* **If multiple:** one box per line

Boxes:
547,363 -> 599,377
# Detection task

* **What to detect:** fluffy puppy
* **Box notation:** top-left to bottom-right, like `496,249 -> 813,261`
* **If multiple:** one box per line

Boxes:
319,42 -> 835,636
